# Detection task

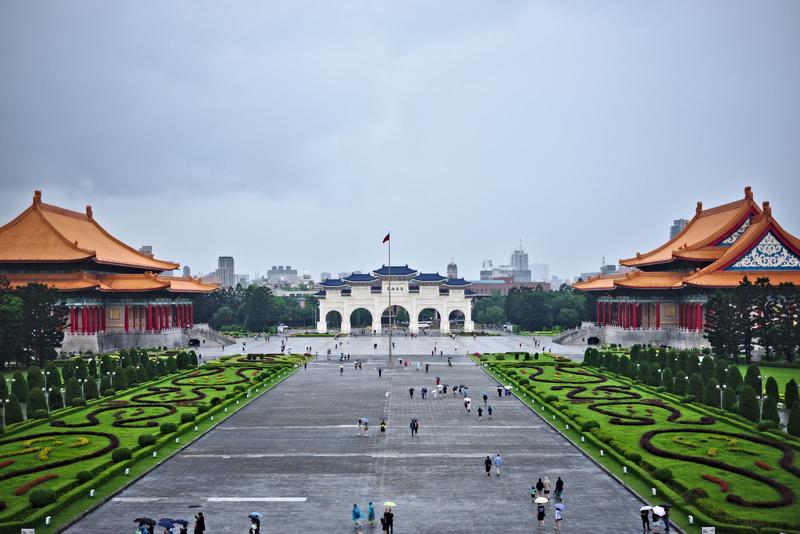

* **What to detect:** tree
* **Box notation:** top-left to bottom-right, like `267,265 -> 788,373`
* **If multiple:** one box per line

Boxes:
674,371 -> 688,395
714,358 -> 728,386
209,306 -> 235,330
27,366 -> 43,390
751,278 -> 778,361
243,286 -> 274,332
5,394 -> 24,425
727,365 -> 743,391
99,375 -> 112,393
773,283 -> 799,363
648,366 -> 662,387
124,366 -> 138,386
734,277 -> 755,362
65,377 -> 82,405
662,367 -> 674,393
761,396 -> 780,425
27,387 -> 47,415
688,373 -> 704,399
703,378 -> 720,407
686,354 -> 701,377
44,362 -> 62,390
135,366 -> 149,384
112,365 -> 127,390
48,389 -> 63,410
0,276 -> 24,370
16,283 -> 67,366
786,379 -> 800,411
764,376 -> 780,401
788,402 -> 800,437
700,356 -> 715,383
11,371 -> 29,404
637,361 -> 650,383
705,291 -> 738,359
738,384 -> 759,422
744,363 -> 761,395
84,377 -> 99,400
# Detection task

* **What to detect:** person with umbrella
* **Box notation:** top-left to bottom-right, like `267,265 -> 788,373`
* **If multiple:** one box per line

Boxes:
248,512 -> 261,534
651,506 -> 666,534
639,506 -> 652,533
193,512 -> 205,534
173,519 -> 189,534
536,499 -> 546,527
383,503 -> 395,534
554,503 -> 565,531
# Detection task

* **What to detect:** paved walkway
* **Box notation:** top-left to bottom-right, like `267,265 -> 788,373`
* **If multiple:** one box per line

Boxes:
65,352 -> 643,533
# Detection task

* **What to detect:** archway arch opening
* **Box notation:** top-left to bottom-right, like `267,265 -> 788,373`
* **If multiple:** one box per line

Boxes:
325,310 -> 342,330
382,305 -> 410,330
350,308 -> 373,329
448,309 -> 466,331
418,308 -> 441,330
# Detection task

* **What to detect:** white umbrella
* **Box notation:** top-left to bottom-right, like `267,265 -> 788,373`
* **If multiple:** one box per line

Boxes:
639,506 -> 652,512
554,503 -> 565,511
535,497 -> 549,504
652,506 -> 666,516
464,398 -> 471,403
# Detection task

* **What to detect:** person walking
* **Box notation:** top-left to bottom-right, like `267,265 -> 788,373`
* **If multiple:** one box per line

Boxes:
352,503 -> 363,529
363,420 -> 369,437
554,505 -> 563,531
410,418 -> 416,436
477,406 -> 483,420
663,508 -> 671,533
357,418 -> 363,436
497,386 -> 503,398
193,512 -> 205,534
493,453 -> 503,476
409,387 -> 415,399
536,478 -> 544,497
248,516 -> 260,534
543,476 -> 552,499
416,361 -> 420,372
652,511 -> 662,534
555,477 -> 564,501
380,419 -> 386,435
487,405 -> 493,419
536,503 -> 546,527
640,508 -> 650,533
484,455 -> 492,476
383,508 -> 394,534
482,393 -> 488,406
421,387 -> 427,399
367,502 -> 376,527
340,365 -> 344,375
378,368 -> 382,378
425,363 -> 429,373
414,418 -> 420,435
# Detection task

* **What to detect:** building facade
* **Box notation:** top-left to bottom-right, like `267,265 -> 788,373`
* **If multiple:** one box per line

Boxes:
573,187 -> 800,347
315,265 -> 476,334
0,191 -> 217,352
670,218 -> 689,238
217,256 -> 235,288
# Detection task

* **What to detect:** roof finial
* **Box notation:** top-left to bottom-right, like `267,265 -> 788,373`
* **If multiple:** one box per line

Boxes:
696,201 -> 702,215
33,190 -> 42,204
745,186 -> 753,199
762,201 -> 771,217
85,205 -> 93,219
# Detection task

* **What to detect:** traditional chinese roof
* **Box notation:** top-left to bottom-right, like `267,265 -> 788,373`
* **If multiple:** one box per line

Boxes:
620,186 -> 761,268
319,278 -> 346,288
443,278 -> 472,287
0,191 -> 179,271
3,272 -> 218,293
574,194 -> 800,292
372,265 -> 418,277
343,273 -> 377,283
413,273 -> 447,283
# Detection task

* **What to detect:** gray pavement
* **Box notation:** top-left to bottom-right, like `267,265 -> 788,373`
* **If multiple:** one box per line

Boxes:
65,346 -> 645,534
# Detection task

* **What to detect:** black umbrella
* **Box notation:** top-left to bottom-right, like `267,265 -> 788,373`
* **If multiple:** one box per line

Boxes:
134,518 -> 157,526
174,519 -> 189,526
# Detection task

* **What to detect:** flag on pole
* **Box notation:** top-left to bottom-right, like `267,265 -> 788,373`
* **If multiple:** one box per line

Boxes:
383,233 -> 390,243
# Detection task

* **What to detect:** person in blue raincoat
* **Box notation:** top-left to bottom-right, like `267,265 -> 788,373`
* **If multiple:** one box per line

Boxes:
352,504 -> 362,529
367,502 -> 376,526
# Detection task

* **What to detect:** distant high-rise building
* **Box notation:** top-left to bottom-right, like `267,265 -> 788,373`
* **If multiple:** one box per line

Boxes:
234,273 -> 250,288
139,245 -> 153,256
531,263 -> 549,282
670,218 -> 688,238
218,256 -> 235,288
267,265 -> 299,285
480,260 -> 494,280
510,244 -> 531,283
320,272 -> 332,281
447,258 -> 458,279
182,265 -> 191,277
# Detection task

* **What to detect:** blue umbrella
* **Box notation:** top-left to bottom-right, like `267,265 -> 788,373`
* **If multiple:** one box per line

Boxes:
157,518 -> 175,528
173,519 -> 189,526
248,512 -> 262,522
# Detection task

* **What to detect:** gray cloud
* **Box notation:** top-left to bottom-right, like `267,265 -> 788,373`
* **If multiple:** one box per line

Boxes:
1,0 -> 798,279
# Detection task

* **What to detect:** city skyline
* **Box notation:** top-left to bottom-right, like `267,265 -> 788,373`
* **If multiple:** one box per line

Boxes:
1,2 -> 798,280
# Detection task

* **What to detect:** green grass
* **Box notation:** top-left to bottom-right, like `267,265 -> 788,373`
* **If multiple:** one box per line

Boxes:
476,352 -> 563,363
480,358 -> 800,532
736,365 -> 800,401
0,354 -> 304,531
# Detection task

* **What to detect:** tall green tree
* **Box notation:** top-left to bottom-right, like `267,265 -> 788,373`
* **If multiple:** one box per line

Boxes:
688,373 -> 704,399
752,277 -> 778,361
744,363 -> 762,395
738,384 -> 759,422
674,370 -> 688,395
764,376 -> 780,401
16,283 -> 68,366
11,371 -> 29,404
734,277 -> 755,362
785,379 -> 800,412
788,402 -> 800,437
700,356 -> 715,383
5,394 -> 24,425
27,387 -> 47,415
662,367 -> 674,393
84,376 -> 99,400
761,396 -> 780,425
727,365 -> 743,391
0,277 -> 24,369
65,377 -> 82,405
703,378 -> 720,408
773,283 -> 799,363
705,291 -> 738,359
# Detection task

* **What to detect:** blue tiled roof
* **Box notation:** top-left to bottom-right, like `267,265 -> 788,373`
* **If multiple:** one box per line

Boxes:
413,273 -> 447,282
465,289 -> 477,296
319,279 -> 346,287
372,265 -> 417,277
444,278 -> 472,287
313,290 -> 326,297
343,273 -> 377,283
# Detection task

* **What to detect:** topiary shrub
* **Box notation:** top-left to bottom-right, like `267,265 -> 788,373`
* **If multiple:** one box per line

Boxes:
234,385 -> 246,392
71,397 -> 86,407
180,412 -> 196,423
625,452 -> 642,463
160,422 -> 178,435
138,434 -> 157,447
495,355 -> 505,361
544,394 -> 558,403
224,392 -> 236,400
29,488 -> 56,507
757,420 -> 777,431
197,405 -> 210,414
112,448 -> 132,462
76,471 -> 93,484
581,420 -> 600,432
32,409 -> 49,420
210,397 -> 222,406
103,388 -> 115,397
654,468 -> 673,482
683,487 -> 709,504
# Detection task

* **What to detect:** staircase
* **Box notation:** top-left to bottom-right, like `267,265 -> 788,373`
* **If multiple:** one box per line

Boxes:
186,325 -> 236,347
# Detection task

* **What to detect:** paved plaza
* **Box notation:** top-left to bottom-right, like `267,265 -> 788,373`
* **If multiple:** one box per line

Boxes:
66,336 -> 646,533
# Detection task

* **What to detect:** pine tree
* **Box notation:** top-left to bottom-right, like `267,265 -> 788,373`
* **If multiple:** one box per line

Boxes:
663,367 -> 674,393
687,354 -> 701,376
674,371 -> 688,395
727,365 -> 743,391
703,378 -> 720,407
705,291 -> 738,358
761,395 -> 780,425
714,357 -> 728,385
11,371 -> 29,404
638,361 -> 650,383
735,277 -> 756,362
99,375 -> 112,394
700,356 -> 715,383
765,376 -> 780,401
787,402 -> 800,437
27,366 -> 43,390
774,283 -> 799,363
27,387 -> 48,415
752,277 -> 778,361
65,377 -> 82,406
5,394 -> 24,425
689,373 -> 704,399
84,377 -> 99,400
785,379 -> 800,411
744,363 -> 761,395
44,362 -> 62,389
112,365 -> 127,390
738,384 -> 759,422
648,366 -> 662,387
124,366 -> 137,386
48,389 -> 63,410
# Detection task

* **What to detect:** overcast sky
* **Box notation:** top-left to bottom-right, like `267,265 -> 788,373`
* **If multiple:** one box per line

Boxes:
1,1 -> 798,281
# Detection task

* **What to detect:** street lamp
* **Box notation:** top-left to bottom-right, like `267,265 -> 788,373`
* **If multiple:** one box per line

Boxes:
716,384 -> 727,409
0,398 -> 9,427
757,395 -> 765,421
45,387 -> 52,413
59,388 -> 65,407
78,379 -> 86,397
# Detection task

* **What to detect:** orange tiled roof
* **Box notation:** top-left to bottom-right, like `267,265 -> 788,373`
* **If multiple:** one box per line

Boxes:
159,275 -> 220,293
96,273 -> 170,292
3,272 -> 218,294
3,272 -> 100,291
0,191 -> 179,271
620,187 -> 760,268
613,271 -> 685,289
572,273 -> 628,291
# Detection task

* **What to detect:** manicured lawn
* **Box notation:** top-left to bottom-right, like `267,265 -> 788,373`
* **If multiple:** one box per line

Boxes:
0,354 -> 303,531
476,352 -> 565,364
736,365 -> 800,401
482,359 -> 800,532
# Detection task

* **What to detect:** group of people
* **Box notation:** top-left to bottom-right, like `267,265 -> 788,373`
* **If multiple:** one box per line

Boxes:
352,503 -> 395,532
640,506 -> 672,533
483,454 -> 503,476
530,477 -> 565,530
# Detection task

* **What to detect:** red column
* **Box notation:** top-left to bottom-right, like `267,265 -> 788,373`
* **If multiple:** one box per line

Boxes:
147,305 -> 152,332
696,303 -> 702,331
69,306 -> 75,334
632,303 -> 637,328
80,307 -> 85,334
678,304 -> 683,328
102,306 -> 106,332
656,302 -> 661,329
607,302 -> 611,326
190,304 -> 194,326
124,305 -> 129,333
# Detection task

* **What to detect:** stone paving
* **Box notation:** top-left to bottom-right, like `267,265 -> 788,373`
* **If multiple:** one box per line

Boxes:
66,338 -> 646,533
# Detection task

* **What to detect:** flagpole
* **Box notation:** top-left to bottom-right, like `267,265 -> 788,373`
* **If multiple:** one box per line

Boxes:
387,233 -> 393,367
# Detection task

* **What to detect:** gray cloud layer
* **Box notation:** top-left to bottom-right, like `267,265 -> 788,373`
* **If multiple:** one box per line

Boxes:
1,1 -> 798,279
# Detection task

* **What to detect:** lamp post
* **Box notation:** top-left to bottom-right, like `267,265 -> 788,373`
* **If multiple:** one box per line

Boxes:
78,379 -> 86,398
716,384 -> 727,409
106,371 -> 113,388
757,394 -> 765,421
45,387 -> 52,413
59,388 -> 65,408
0,398 -> 9,427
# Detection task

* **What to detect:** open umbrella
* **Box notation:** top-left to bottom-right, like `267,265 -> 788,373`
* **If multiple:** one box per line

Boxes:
639,506 -> 653,512
157,518 -> 175,529
535,497 -> 549,504
554,503 -> 565,511
652,506 -> 666,516
173,519 -> 189,527
383,501 -> 397,508
362,417 -> 368,424
658,503 -> 673,509
134,518 -> 156,526
248,512 -> 262,522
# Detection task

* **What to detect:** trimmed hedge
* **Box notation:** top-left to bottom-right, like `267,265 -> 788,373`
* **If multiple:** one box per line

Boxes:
111,448 -> 132,462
